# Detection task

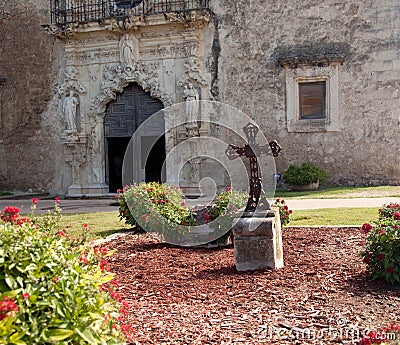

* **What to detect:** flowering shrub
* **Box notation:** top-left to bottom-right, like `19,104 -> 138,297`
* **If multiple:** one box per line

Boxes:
359,324 -> 400,344
116,182 -> 196,241
0,202 -> 132,344
273,197 -> 292,226
360,203 -> 400,285
117,183 -> 248,242
379,202 -> 400,220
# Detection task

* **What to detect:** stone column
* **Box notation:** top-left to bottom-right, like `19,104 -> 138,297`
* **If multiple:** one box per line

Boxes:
233,208 -> 284,271
62,132 -> 88,197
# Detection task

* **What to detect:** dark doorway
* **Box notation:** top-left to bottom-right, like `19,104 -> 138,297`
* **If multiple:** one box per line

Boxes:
106,137 -> 131,193
104,83 -> 164,192
143,135 -> 166,183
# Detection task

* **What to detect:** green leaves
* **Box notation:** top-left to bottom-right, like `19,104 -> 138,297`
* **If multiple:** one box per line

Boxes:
360,208 -> 400,285
0,210 -> 129,344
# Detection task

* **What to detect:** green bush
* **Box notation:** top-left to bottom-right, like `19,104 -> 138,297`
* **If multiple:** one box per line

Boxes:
360,204 -> 400,285
283,162 -> 328,186
0,203 -> 131,344
117,183 -> 247,241
379,202 -> 400,220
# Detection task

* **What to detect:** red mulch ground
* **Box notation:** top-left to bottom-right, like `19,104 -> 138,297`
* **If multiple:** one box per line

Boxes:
104,227 -> 400,345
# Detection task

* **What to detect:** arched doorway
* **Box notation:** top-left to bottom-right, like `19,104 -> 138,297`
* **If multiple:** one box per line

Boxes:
104,83 -> 164,192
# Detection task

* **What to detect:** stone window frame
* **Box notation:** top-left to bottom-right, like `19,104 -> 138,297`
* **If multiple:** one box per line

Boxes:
283,63 -> 341,133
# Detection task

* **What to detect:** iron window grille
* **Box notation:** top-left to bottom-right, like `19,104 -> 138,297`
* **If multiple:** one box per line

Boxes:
50,0 -> 210,25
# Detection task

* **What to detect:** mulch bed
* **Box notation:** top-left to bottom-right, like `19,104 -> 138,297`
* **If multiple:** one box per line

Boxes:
104,227 -> 400,344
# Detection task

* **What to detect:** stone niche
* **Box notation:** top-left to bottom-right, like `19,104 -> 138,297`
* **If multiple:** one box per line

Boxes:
45,10 -> 214,197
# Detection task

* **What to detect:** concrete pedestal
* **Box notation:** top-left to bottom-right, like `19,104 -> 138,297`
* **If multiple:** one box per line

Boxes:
233,208 -> 283,271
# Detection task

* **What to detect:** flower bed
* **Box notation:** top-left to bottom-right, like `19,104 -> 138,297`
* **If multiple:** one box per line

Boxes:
0,201 -> 132,344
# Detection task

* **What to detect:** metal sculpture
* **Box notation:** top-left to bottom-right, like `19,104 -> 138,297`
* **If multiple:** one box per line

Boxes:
226,123 -> 281,212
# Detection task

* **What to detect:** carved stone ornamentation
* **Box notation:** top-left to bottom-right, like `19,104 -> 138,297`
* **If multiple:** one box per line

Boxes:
61,133 -> 88,195
103,17 -> 142,33
164,10 -> 212,29
58,66 -> 86,95
119,34 -> 139,70
177,57 -> 208,88
43,23 -> 77,39
90,62 -> 173,115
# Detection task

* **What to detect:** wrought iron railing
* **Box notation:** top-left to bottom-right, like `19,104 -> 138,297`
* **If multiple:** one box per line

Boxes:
50,0 -> 210,25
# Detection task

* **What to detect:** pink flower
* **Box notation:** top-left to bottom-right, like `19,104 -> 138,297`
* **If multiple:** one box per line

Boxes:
361,223 -> 373,234
31,198 -> 39,205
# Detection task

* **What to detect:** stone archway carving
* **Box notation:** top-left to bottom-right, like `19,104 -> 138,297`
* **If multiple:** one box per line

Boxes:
90,62 -> 173,115
87,62 -> 173,192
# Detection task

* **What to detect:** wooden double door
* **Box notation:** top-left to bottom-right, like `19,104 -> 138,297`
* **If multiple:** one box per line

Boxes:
104,83 -> 164,192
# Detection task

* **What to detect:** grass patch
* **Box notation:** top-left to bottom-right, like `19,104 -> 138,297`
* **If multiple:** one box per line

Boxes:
61,212 -> 134,241
276,185 -> 400,199
57,208 -> 380,240
289,207 -> 378,226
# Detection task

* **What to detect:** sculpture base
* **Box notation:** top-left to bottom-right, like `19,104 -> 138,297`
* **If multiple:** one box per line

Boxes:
233,208 -> 283,271
66,184 -> 109,198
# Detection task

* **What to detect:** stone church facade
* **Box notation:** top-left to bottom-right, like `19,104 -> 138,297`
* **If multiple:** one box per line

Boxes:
0,0 -> 399,196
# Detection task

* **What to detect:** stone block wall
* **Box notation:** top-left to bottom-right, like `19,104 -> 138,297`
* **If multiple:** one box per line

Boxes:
0,0 -> 60,191
213,0 -> 400,185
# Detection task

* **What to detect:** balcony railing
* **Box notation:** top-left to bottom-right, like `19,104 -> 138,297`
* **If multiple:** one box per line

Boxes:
50,0 -> 210,25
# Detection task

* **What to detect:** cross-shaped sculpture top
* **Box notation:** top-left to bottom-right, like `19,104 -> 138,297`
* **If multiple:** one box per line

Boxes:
226,123 -> 281,212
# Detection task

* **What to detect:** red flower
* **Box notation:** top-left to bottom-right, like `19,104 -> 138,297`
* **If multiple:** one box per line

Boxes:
377,253 -> 385,261
157,199 -> 162,204
22,293 -> 30,300
0,296 -> 18,320
363,257 -> 370,264
386,266 -> 395,274
100,259 -> 109,271
54,197 -> 60,204
361,223 -> 373,234
31,198 -> 39,205
394,212 -> 400,220
56,231 -> 66,238
54,277 -> 59,283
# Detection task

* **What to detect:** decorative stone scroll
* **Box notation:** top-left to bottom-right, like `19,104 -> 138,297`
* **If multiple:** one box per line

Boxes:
90,62 -> 173,115
164,10 -> 212,29
103,16 -> 142,33
58,66 -> 86,95
43,23 -> 77,39
177,57 -> 208,88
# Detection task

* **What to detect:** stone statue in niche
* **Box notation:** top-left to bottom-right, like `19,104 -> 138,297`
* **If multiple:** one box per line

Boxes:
183,82 -> 200,137
119,34 -> 138,70
189,158 -> 202,183
63,90 -> 79,132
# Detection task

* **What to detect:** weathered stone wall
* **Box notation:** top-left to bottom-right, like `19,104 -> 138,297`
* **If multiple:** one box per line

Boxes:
213,0 -> 400,185
1,0 -> 399,194
0,0 -> 61,192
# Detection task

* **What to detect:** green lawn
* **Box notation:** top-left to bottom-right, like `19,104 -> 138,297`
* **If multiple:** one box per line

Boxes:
275,185 -> 400,199
289,207 -> 378,227
59,207 -> 381,241
61,212 -> 134,241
